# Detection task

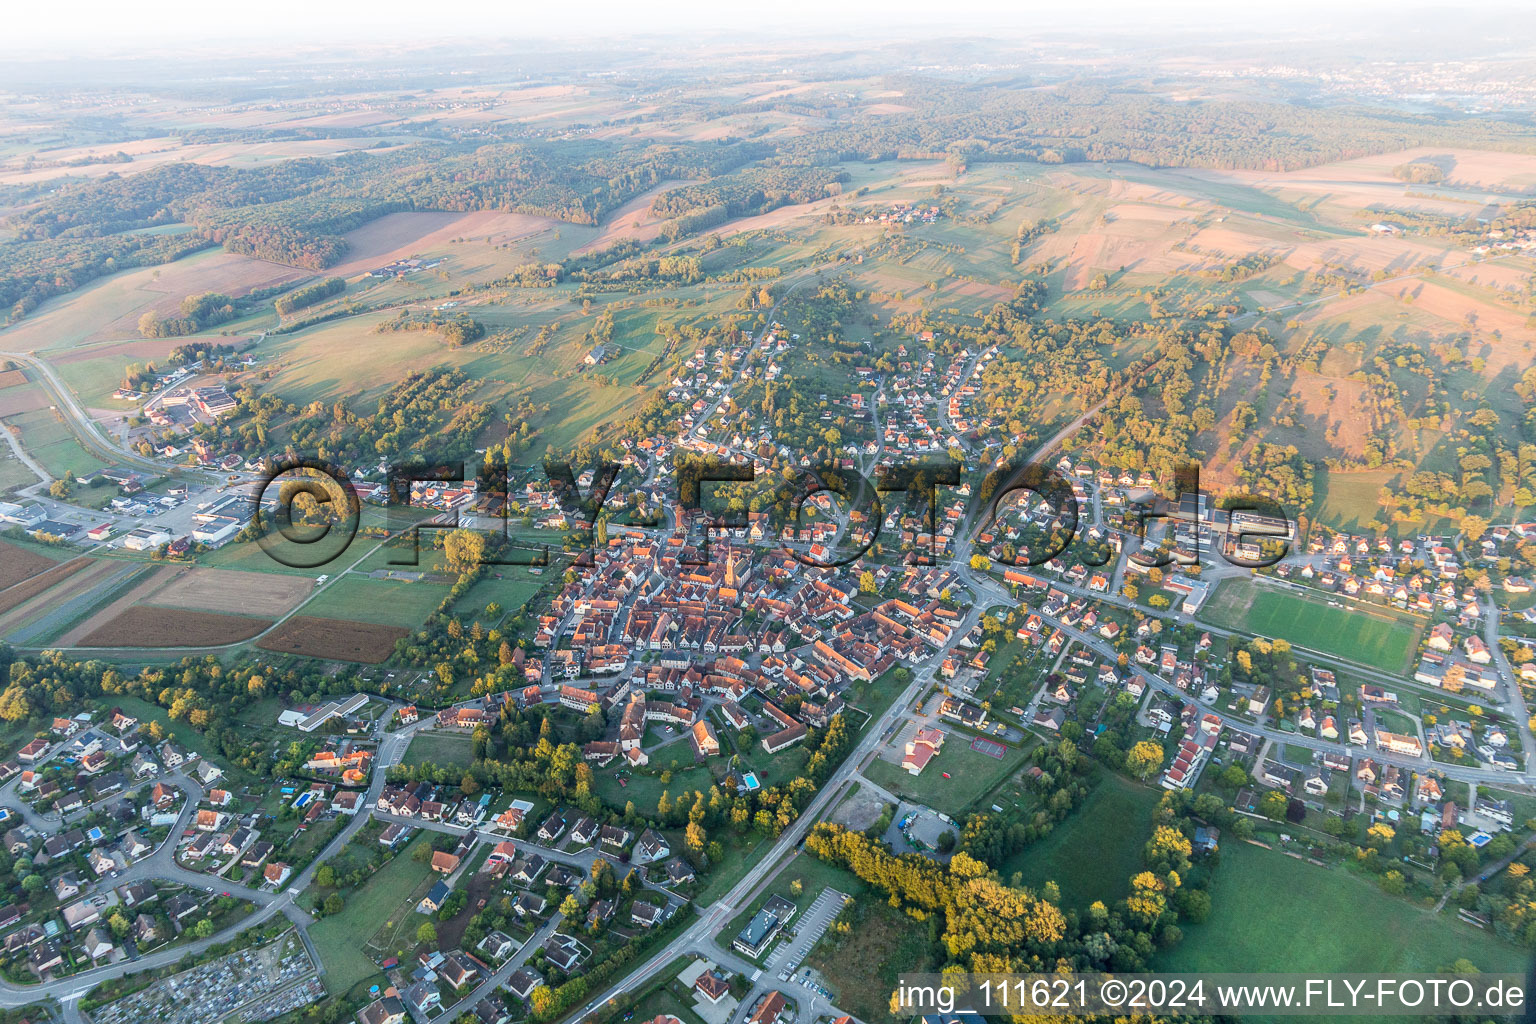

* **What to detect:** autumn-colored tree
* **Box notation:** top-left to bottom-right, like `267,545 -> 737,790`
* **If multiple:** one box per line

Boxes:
1126,740 -> 1165,780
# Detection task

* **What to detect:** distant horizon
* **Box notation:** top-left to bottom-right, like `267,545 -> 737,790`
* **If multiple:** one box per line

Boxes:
5,0 -> 1536,59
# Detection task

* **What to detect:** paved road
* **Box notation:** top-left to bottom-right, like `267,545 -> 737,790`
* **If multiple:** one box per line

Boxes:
0,350 -> 207,483
0,415 -> 50,485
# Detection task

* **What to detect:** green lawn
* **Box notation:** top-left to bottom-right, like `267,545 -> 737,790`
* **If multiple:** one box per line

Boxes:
1161,841 -> 1525,975
0,449 -> 41,495
309,835 -> 436,995
596,762 -> 715,814
694,832 -> 774,904
194,533 -> 348,577
402,731 -> 473,770
863,734 -> 1029,818
453,573 -> 545,621
1203,577 -> 1422,673
1312,467 -> 1397,530
1002,773 -> 1162,910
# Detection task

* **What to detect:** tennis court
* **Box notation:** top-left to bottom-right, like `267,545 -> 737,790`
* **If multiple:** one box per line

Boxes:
970,736 -> 1007,759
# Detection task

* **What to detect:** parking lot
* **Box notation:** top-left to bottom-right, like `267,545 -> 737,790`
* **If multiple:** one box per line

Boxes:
883,804 -> 957,860
17,475 -> 250,550
766,887 -> 848,982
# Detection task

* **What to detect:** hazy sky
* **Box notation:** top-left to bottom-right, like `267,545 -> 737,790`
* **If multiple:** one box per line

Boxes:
6,0 -> 1516,55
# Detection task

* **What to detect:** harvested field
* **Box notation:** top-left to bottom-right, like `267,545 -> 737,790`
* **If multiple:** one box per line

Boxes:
574,180 -> 691,254
57,565 -> 176,646
0,387 -> 49,418
141,567 -> 316,617
1387,279 -> 1533,339
0,558 -> 91,622
0,248 -> 305,353
327,210 -> 562,277
0,539 -> 57,590
77,606 -> 273,648
0,370 -> 26,390
256,615 -> 407,663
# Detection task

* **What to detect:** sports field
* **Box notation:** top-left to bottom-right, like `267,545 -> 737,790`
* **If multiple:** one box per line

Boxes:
1203,578 -> 1422,673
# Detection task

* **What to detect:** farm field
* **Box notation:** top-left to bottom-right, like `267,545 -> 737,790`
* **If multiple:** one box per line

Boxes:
1002,773 -> 1163,910
1160,841 -> 1525,976
77,606 -> 273,647
1202,577 -> 1422,673
140,566 -> 317,616
303,575 -> 448,628
0,538 -> 57,589
1312,468 -> 1400,530
863,733 -> 1029,817
256,615 -> 408,663
0,447 -> 41,495
4,407 -> 109,479
54,563 -> 175,645
193,534 -> 356,577
0,556 -> 98,629
0,245 -> 299,354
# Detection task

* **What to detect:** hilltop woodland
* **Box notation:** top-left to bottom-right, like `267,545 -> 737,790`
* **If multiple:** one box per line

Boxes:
9,81 -> 1536,325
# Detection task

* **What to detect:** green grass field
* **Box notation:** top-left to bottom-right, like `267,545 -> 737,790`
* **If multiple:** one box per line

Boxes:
0,448 -> 42,495
193,533 -> 350,577
863,734 -> 1029,817
453,573 -> 545,621
402,731 -> 473,770
304,575 -> 448,628
6,407 -> 109,479
1203,578 -> 1422,673
1003,773 -> 1162,909
309,835 -> 436,995
694,832 -> 775,904
595,762 -> 714,813
1313,467 -> 1397,530
1161,842 -> 1525,975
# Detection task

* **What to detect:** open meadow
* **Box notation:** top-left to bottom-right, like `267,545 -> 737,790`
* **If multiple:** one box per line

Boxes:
1003,773 -> 1163,910
1161,841 -> 1525,974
